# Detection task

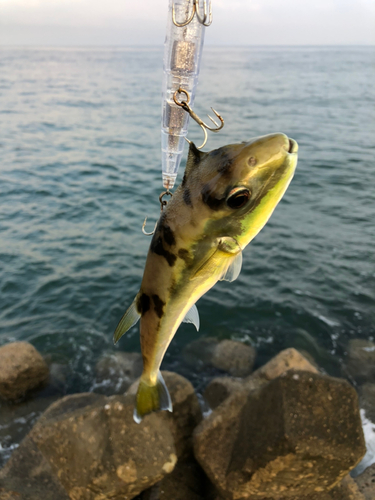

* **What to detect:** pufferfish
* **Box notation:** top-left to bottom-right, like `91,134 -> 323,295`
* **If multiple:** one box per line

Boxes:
114,133 -> 298,423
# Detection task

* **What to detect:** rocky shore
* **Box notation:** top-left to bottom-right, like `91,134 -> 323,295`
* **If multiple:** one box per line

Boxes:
0,339 -> 374,500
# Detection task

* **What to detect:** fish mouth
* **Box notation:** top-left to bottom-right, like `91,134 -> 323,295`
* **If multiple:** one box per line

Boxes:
287,138 -> 298,154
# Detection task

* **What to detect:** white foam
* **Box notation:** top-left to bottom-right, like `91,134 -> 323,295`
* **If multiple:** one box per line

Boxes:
351,409 -> 375,477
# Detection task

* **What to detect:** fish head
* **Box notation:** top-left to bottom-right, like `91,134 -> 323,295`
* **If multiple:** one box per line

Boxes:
182,133 -> 298,247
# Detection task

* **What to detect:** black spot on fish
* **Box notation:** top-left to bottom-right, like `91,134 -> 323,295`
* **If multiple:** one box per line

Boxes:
150,235 -> 177,267
162,225 -> 176,246
181,171 -> 187,187
178,248 -> 191,263
152,294 -> 165,319
201,184 -> 225,211
137,293 -> 150,315
183,188 -> 193,207
217,157 -> 233,175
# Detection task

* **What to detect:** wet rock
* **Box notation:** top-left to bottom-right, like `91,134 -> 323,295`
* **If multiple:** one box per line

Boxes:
345,339 -> 375,384
211,340 -> 256,377
0,392 -> 177,499
182,337 -> 219,370
0,342 -> 49,400
95,351 -> 143,394
353,462 -> 375,500
194,370 -> 365,499
203,377 -> 244,410
127,371 -> 202,459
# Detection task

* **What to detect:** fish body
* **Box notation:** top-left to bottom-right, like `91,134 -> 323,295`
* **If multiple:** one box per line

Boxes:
114,133 -> 298,422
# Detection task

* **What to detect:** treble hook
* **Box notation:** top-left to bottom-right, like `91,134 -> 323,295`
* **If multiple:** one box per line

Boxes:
173,87 -> 224,149
142,191 -> 173,236
172,0 -> 212,28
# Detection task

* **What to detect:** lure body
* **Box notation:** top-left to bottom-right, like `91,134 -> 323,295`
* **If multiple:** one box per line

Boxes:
161,0 -> 207,189
114,133 -> 299,422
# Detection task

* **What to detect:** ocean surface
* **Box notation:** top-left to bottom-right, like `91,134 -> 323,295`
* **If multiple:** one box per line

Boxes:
0,46 -> 374,464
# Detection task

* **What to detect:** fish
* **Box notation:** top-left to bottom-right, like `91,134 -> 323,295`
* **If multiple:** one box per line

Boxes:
114,132 -> 298,423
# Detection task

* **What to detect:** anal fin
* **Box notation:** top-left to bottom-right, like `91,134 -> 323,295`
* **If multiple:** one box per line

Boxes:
182,303 -> 200,331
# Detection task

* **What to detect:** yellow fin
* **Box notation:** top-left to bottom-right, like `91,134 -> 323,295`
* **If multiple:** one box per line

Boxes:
133,371 -> 172,424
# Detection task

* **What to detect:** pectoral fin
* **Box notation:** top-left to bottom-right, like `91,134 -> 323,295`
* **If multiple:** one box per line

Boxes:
113,296 -> 140,344
182,303 -> 200,331
220,251 -> 243,282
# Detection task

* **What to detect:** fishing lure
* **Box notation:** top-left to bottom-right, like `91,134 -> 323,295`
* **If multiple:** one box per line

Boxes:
161,0 -> 223,191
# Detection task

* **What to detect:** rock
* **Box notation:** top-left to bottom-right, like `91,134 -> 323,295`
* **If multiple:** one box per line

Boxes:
194,370 -> 366,500
330,475 -> 366,499
353,462 -> 375,500
182,337 -> 219,370
140,460 -> 208,500
246,347 -> 319,384
0,392 -> 177,499
0,394 -> 60,468
95,351 -> 143,394
204,349 -> 318,411
0,342 -> 49,400
127,371 -> 202,459
203,377 -> 244,410
211,340 -> 256,377
345,339 -> 375,384
183,338 -> 256,377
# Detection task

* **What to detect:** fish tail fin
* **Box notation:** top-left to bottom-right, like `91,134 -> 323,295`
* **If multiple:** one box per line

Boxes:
133,371 -> 172,424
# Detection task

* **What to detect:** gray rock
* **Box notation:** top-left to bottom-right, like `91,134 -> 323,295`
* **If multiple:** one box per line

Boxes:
0,342 -> 49,400
0,392 -> 177,500
203,377 -> 244,410
95,351 -> 143,394
345,339 -> 375,384
194,370 -> 366,500
211,340 -> 256,377
127,371 -> 202,459
353,462 -> 375,500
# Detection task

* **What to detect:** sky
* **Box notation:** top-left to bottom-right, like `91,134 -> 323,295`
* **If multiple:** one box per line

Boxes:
0,0 -> 374,46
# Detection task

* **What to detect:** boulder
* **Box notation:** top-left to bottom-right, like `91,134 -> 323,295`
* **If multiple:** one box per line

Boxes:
211,340 -> 256,377
0,342 -> 49,400
95,351 -> 143,394
182,337 -> 219,370
127,371 -> 202,459
140,460 -> 208,500
0,392 -> 177,500
353,462 -> 375,500
345,339 -> 375,384
194,370 -> 366,500
203,377 -> 244,410
183,338 -> 256,377
0,394 -> 60,468
245,347 -> 319,385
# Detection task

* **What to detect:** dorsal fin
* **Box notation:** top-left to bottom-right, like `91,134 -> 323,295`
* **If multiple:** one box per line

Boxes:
184,142 -> 208,180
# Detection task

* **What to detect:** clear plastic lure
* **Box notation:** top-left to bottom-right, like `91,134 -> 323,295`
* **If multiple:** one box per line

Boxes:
161,0 -> 212,190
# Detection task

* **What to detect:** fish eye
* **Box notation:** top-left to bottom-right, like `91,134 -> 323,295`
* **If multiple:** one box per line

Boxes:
226,188 -> 251,209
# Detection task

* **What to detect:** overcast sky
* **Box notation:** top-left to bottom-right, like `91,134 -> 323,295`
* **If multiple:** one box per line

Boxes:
0,0 -> 374,46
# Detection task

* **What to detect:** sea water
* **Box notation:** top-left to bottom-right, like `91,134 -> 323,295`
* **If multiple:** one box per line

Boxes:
0,46 -> 374,464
